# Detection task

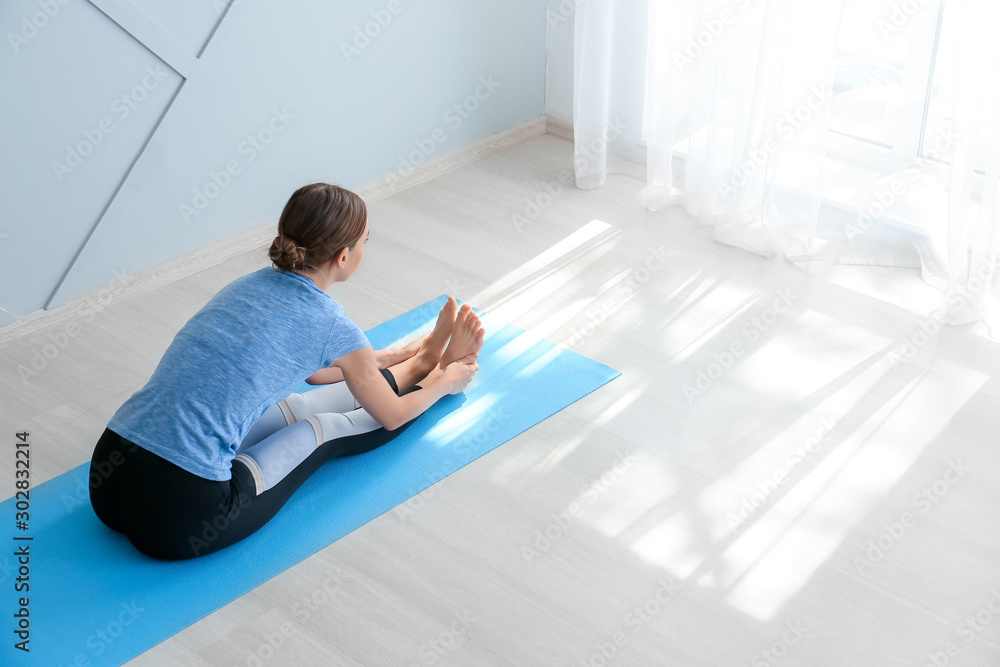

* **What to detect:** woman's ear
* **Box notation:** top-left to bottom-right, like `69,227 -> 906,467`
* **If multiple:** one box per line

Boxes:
334,247 -> 349,267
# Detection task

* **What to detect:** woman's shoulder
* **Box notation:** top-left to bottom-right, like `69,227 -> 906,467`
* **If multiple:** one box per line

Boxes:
223,267 -> 321,297
213,267 -> 273,292
201,268 -> 346,324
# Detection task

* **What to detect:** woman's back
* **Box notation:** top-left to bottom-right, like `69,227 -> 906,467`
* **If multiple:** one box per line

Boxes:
107,267 -> 369,480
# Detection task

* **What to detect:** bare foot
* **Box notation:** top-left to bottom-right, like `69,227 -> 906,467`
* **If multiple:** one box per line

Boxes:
398,334 -> 427,358
412,296 -> 458,372
378,333 -> 428,368
439,304 -> 485,369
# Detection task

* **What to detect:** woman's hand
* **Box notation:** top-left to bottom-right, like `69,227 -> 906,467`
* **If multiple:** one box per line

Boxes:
336,345 -> 477,431
442,354 -> 479,394
307,334 -> 430,384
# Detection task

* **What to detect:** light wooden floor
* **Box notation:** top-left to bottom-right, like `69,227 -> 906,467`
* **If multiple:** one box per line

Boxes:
2,134 -> 1000,666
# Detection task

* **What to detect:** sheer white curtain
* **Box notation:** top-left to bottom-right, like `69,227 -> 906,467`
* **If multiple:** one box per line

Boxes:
576,0 -> 846,257
931,0 -> 1000,327
574,0 -> 1000,331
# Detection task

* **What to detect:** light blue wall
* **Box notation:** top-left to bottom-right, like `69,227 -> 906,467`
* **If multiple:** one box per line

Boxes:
0,0 -> 546,322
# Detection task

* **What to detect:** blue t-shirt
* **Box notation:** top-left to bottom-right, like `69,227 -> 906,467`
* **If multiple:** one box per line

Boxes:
108,268 -> 370,481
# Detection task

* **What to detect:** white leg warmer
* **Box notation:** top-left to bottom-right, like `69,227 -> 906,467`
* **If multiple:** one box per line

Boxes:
237,382 -> 361,453
234,407 -> 383,494
237,403 -> 289,453
277,382 -> 361,423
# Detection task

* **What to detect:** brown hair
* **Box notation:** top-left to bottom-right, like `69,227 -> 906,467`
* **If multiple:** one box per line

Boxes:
269,183 -> 367,272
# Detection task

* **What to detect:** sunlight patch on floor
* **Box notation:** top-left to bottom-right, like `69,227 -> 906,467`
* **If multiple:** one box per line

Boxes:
573,448 -> 691,539
823,265 -> 941,319
527,431 -> 590,476
720,358 -> 987,621
480,236 -> 619,334
668,289 -> 765,363
794,309 -> 895,355
486,427 -> 590,490
530,296 -> 594,342
709,511 -> 843,620
655,273 -> 765,360
626,342 -> 988,622
589,382 -> 647,430
553,281 -> 654,350
629,353 -> 894,582
631,509 -> 707,579
471,219 -> 616,310
734,329 -> 888,404
783,360 -> 989,503
710,373 -> 918,620
700,358 -> 893,542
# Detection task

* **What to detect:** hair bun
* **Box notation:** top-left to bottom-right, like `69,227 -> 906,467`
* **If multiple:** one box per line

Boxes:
268,235 -> 307,271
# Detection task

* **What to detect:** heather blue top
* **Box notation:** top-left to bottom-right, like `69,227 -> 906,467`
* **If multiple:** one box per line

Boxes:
108,268 -> 370,481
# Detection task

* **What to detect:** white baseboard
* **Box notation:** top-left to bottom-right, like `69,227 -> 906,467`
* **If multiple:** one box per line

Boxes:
544,116 -> 573,142
0,115 -> 552,348
359,115 -> 547,201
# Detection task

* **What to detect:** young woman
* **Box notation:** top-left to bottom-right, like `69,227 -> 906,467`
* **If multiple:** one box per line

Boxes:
89,183 -> 484,560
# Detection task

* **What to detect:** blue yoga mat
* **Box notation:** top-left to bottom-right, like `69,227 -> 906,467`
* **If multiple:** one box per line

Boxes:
0,296 -> 619,666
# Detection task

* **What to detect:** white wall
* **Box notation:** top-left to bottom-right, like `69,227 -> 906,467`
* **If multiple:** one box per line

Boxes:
0,0 -> 546,323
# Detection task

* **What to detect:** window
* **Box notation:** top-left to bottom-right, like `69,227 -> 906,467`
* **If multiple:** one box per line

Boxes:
830,0 -> 989,175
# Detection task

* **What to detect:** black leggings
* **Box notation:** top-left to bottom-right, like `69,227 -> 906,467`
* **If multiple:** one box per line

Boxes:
90,370 -> 420,560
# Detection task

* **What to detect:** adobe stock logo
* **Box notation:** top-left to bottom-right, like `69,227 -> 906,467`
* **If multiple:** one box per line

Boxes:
179,108 -> 294,223
682,289 -> 799,404
51,65 -> 171,182
673,0 -> 754,72
7,0 -> 72,54
382,75 -> 502,192
340,0 -> 413,63
877,0 -> 935,39
854,459 -> 968,575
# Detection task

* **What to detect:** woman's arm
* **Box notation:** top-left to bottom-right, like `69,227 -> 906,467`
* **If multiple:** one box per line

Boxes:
333,345 -> 477,430
305,366 -> 345,385
305,335 -> 430,384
